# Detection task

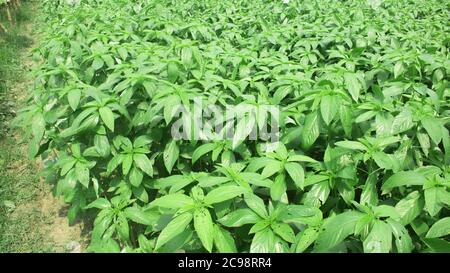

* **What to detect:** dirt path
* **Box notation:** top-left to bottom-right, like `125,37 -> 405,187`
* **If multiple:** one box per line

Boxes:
0,2 -> 88,253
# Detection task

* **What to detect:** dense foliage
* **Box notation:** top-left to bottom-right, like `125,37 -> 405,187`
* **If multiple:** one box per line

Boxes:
18,0 -> 449,253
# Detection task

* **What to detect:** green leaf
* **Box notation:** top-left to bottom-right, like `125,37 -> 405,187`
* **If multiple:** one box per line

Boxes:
393,61 -> 403,79
240,172 -> 272,188
132,185 -> 149,203
117,47 -> 128,60
155,213 -> 193,250
355,110 -> 376,123
285,162 -> 305,189
244,194 -> 268,219
124,207 -> 159,226
381,171 -> 426,191
197,176 -> 230,188
94,134 -> 110,157
271,222 -> 296,243
218,209 -> 261,227
232,114 -> 255,149
157,229 -> 193,253
304,181 -> 330,207
250,228 -> 276,253
213,225 -> 237,253
194,207 -> 214,252
88,238 -> 120,253
391,109 -> 413,135
287,154 -> 318,163
150,193 -> 194,209
85,198 -> 111,209
137,234 -> 153,252
385,218 -> 413,253
163,140 -> 179,174
75,162 -> 89,188
411,219 -> 429,236
191,186 -> 205,201
355,215 -> 374,237
339,104 -> 353,137
167,62 -> 179,83
204,185 -> 246,205
92,57 -> 104,70
344,72 -> 361,101
303,175 -> 329,188
192,143 -> 216,164
301,111 -> 320,150
360,173 -> 378,206
335,141 -> 367,151
133,153 -> 153,177
373,205 -> 400,220
278,205 -> 322,226
129,167 -> 143,187
273,85 -> 292,104
133,135 -> 152,148
421,117 -> 443,145
31,113 -> 45,140
363,220 -> 392,253
68,89 -> 81,111
314,211 -> 363,252
373,151 -> 394,170
295,227 -> 319,253
424,187 -> 444,217
99,106 -> 115,132
122,154 -> 133,175
116,213 -> 129,241
320,95 -> 337,125
270,174 -> 287,201
28,137 -> 40,159
163,95 -> 181,125
249,220 -> 271,234
395,191 -> 423,225
106,155 -> 123,175
67,204 -> 80,225
261,160 -> 282,178
181,47 -> 193,68
274,145 -> 288,161
439,189 -> 450,207
426,217 -> 450,238
155,175 -> 193,190
247,157 -> 278,172
221,150 -> 234,166
422,238 -> 450,253
417,131 -> 430,156
382,84 -> 404,97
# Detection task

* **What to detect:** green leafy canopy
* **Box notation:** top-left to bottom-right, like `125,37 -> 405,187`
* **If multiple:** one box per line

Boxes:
19,0 -> 450,253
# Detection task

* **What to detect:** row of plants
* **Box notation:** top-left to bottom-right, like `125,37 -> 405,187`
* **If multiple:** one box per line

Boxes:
18,0 -> 449,252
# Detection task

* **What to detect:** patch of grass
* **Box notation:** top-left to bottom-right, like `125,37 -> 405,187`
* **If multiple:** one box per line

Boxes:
0,137 -> 54,252
0,2 -> 33,137
0,1 -> 52,253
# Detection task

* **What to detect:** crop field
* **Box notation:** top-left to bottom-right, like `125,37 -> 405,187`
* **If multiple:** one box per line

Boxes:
5,0 -> 450,253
